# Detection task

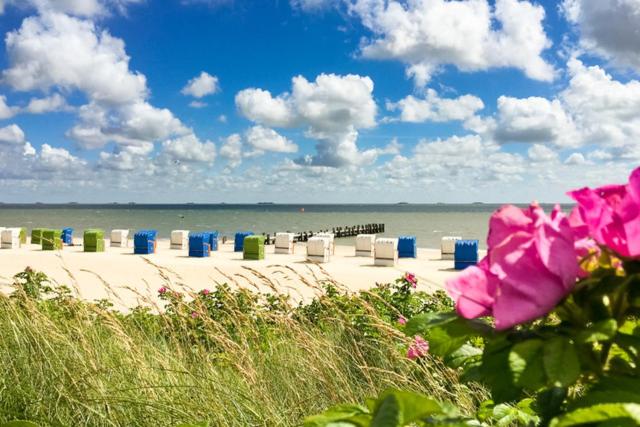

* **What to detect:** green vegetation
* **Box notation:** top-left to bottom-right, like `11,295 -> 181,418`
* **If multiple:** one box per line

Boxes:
0,269 -> 481,426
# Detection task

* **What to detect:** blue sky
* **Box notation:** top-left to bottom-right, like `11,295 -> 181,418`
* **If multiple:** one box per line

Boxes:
0,0 -> 638,203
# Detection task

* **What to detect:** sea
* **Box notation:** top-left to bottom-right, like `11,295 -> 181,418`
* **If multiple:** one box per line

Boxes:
0,203 -> 571,249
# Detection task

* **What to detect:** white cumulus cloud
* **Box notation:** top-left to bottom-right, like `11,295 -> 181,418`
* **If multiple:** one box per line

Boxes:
162,134 -> 216,163
349,0 -> 555,86
236,73 -> 378,167
0,124 -> 26,145
181,72 -> 220,98
245,126 -> 298,154
562,0 -> 640,72
387,89 -> 484,123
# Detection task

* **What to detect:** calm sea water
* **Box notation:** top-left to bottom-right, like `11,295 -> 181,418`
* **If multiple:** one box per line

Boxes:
0,204 -> 571,249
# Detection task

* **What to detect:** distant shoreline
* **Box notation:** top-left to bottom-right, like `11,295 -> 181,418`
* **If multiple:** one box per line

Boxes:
0,202 -> 576,208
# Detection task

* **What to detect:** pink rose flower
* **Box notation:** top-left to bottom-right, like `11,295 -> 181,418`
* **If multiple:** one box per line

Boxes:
407,335 -> 429,360
191,311 -> 199,319
568,166 -> 640,258
446,203 -> 578,330
404,272 -> 417,288
398,315 -> 407,325
568,207 -> 601,277
158,287 -> 167,295
201,289 -> 210,296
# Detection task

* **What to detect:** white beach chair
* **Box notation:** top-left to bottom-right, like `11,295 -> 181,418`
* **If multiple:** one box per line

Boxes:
355,234 -> 376,257
315,232 -> 335,254
170,230 -> 190,250
307,236 -> 331,263
110,229 -> 130,247
441,236 -> 462,260
375,238 -> 398,266
275,232 -> 295,254
1,227 -> 21,249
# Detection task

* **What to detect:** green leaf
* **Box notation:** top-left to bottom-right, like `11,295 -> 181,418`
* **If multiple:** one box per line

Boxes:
535,387 -> 568,426
544,337 -> 580,387
304,404 -> 370,427
550,403 -> 640,426
479,337 -> 521,403
371,394 -> 401,427
509,339 -> 546,390
446,344 -> 483,368
615,333 -> 640,360
572,376 -> 640,408
576,319 -> 618,343
405,312 -> 490,358
370,390 -> 444,427
0,422 -> 40,427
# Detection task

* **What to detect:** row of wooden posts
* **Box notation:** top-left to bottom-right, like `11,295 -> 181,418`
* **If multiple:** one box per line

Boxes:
251,223 -> 385,245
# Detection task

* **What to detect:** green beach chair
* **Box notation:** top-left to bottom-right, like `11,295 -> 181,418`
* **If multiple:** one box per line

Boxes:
19,227 -> 27,244
84,229 -> 105,252
31,228 -> 46,245
41,229 -> 63,251
243,235 -> 266,260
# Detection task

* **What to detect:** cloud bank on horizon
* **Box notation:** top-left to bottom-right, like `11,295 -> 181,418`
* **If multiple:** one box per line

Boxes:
0,0 -> 638,203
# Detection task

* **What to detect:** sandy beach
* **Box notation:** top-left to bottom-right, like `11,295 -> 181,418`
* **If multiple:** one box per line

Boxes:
0,238 -> 466,310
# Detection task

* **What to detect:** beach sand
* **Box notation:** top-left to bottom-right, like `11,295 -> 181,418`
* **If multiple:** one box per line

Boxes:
0,238 -> 468,311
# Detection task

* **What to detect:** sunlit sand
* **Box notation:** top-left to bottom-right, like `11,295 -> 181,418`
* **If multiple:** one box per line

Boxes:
0,238 -> 471,311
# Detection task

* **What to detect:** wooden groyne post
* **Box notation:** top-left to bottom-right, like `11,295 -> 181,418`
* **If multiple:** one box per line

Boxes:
261,223 -> 384,245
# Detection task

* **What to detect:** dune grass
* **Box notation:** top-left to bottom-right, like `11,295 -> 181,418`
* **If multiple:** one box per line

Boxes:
0,268 -> 485,426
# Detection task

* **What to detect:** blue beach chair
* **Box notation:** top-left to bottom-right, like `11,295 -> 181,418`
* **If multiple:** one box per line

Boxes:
189,233 -> 210,258
454,240 -> 479,270
398,236 -> 417,258
203,230 -> 219,251
61,228 -> 74,245
134,230 -> 158,255
234,231 -> 254,252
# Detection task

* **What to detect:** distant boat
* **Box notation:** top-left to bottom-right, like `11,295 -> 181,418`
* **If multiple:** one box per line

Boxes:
258,202 -> 274,205
472,202 -> 484,205
397,202 -> 409,205
68,202 -> 79,205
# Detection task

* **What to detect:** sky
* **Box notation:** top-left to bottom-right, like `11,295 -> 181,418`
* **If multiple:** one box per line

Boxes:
0,0 -> 638,203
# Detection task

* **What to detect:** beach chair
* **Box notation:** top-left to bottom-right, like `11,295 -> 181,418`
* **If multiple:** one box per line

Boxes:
170,230 -> 190,249
234,231 -> 254,252
134,230 -> 157,255
441,236 -> 461,260
31,228 -> 46,245
355,234 -> 376,257
398,236 -> 417,258
243,235 -> 266,260
189,233 -> 210,257
1,228 -> 22,249
41,229 -> 63,251
307,236 -> 331,263
274,232 -> 295,254
203,231 -> 219,251
374,238 -> 398,266
84,229 -> 105,252
61,228 -> 74,245
110,229 -> 130,247
315,232 -> 335,254
454,240 -> 479,270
